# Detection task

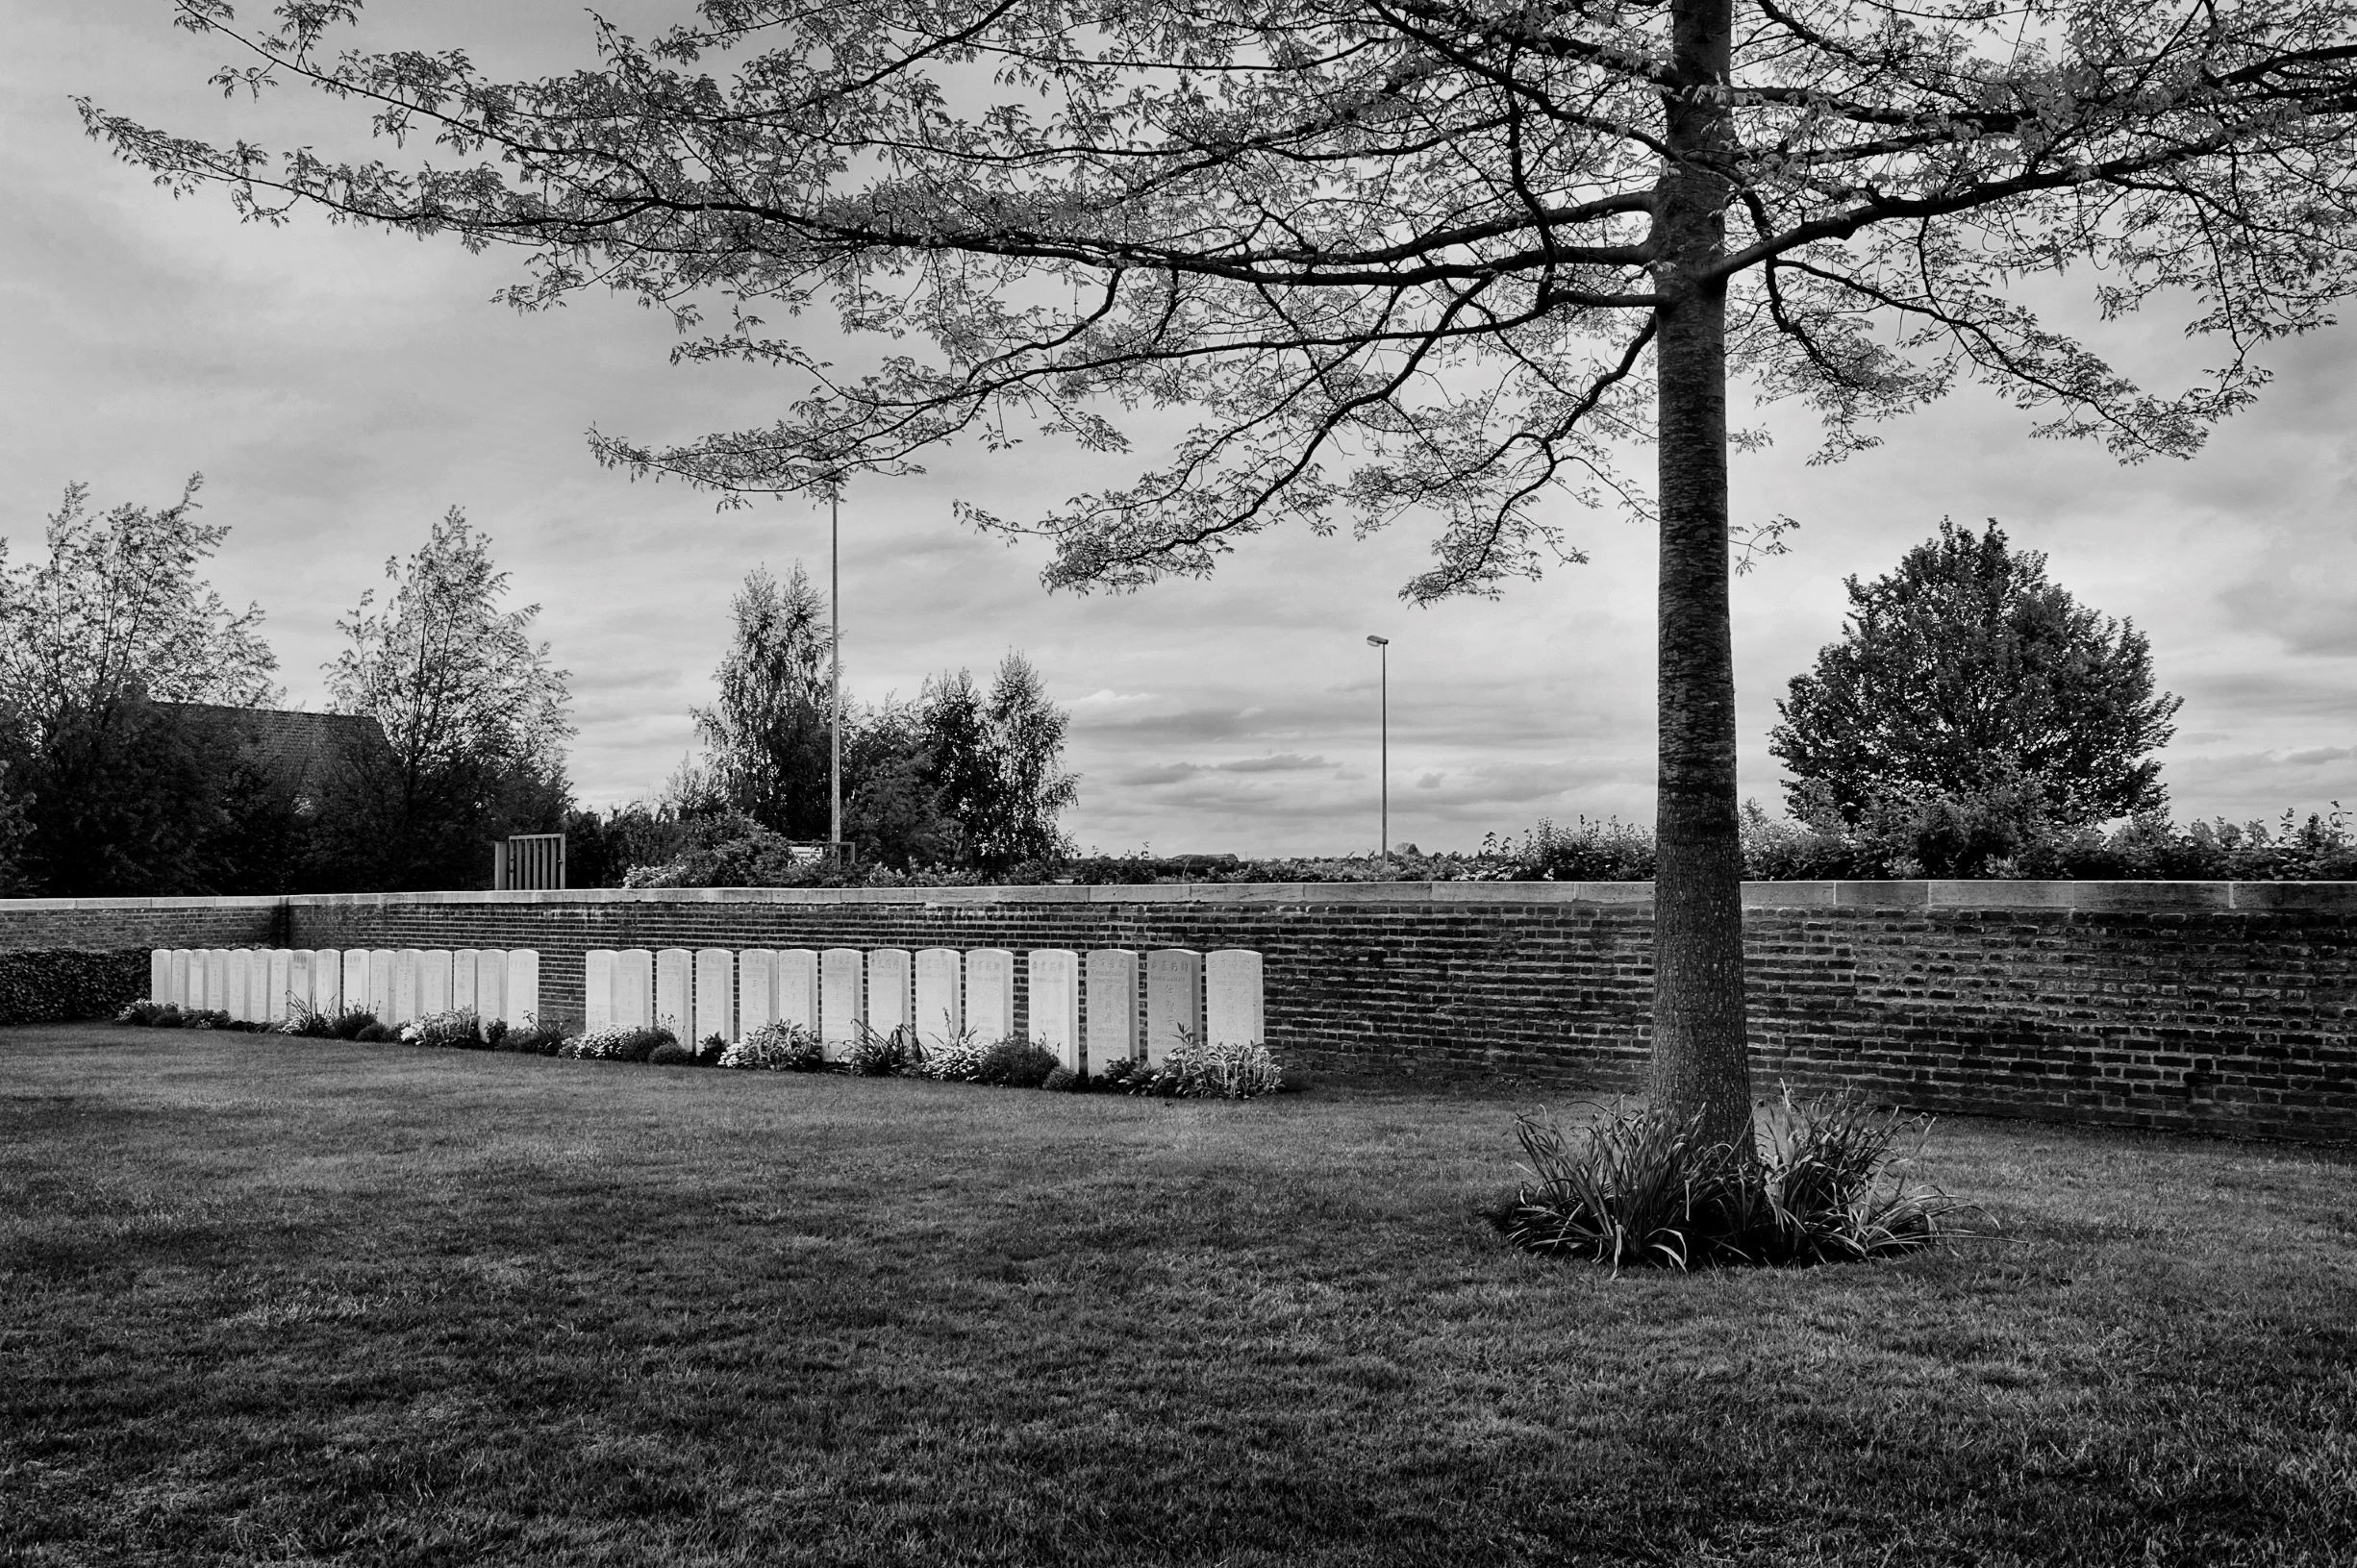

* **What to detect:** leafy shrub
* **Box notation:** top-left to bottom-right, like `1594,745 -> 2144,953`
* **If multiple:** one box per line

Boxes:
648,1039 -> 695,1066
695,1033 -> 728,1066
354,1022 -> 393,1042
330,1008 -> 379,1040
974,1036 -> 1059,1088
1041,1064 -> 1078,1092
915,1027 -> 990,1083
1487,1090 -> 1968,1271
1113,1034 -> 1288,1099
620,1025 -> 674,1062
847,1024 -> 920,1077
717,1021 -> 828,1071
117,997 -> 271,1032
504,1022 -> 566,1056
2,949 -> 150,1024
273,1000 -> 335,1038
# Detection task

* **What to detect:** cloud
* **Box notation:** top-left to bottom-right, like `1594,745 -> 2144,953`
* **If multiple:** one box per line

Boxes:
1113,752 -> 1334,787
2217,579 -> 2357,658
1217,752 -> 1331,774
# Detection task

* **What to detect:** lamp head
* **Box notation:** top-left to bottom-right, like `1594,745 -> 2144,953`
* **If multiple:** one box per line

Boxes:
1366,635 -> 1389,647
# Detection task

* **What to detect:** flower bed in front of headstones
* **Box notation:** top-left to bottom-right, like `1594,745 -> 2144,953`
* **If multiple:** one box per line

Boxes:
111,1001 -> 1290,1099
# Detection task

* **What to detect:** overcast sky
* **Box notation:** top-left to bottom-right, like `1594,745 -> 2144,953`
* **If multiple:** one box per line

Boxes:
6,2 -> 2353,857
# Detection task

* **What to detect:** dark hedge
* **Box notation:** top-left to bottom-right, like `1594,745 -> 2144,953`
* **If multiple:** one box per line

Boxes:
0,949 -> 152,1025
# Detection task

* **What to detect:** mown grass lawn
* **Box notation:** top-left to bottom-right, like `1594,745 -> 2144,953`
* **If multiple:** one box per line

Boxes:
3,1024 -> 2352,1567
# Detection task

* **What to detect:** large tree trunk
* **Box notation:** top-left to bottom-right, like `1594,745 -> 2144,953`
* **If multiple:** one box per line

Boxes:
1650,0 -> 1752,1151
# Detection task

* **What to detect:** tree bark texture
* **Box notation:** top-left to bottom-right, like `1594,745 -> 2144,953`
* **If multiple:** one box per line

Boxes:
1649,0 -> 1753,1150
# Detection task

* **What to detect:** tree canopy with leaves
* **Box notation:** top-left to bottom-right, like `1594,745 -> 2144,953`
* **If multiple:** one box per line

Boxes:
86,0 -> 2357,1140
326,508 -> 573,887
917,653 -> 1081,868
691,563 -> 836,838
1771,519 -> 2180,843
0,477 -> 279,894
0,476 -> 275,735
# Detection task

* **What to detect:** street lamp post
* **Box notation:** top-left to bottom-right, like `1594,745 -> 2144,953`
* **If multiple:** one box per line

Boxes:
1366,635 -> 1389,872
829,479 -> 842,856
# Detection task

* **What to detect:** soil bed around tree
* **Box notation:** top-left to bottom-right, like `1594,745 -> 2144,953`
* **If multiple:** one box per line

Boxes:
4,1025 -> 2351,1566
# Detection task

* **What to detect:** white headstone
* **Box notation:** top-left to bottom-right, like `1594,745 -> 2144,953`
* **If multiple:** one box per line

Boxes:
776,949 -> 818,1033
205,949 -> 231,1014
694,949 -> 735,1043
168,949 -> 192,1008
391,950 -> 423,1025
451,948 -> 479,1015
1027,949 -> 1081,1070
1085,949 -> 1140,1073
615,949 -> 654,1029
654,948 -> 693,1037
252,950 -> 276,1020
819,948 -> 864,1055
225,950 -> 255,1022
584,950 -> 616,1031
737,949 -> 779,1038
915,949 -> 964,1050
867,949 -> 915,1041
506,950 -> 539,1027
965,948 -> 1016,1043
149,949 -> 170,1003
263,950 -> 290,1023
1144,948 -> 1205,1064
276,951 -> 303,1021
313,950 -> 343,1017
419,949 -> 454,1018
340,950 -> 368,1018
475,950 -> 508,1026
368,949 -> 397,1021
1206,949 -> 1266,1047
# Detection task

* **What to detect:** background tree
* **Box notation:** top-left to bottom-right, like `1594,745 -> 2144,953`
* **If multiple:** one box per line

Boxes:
639,646 -> 1079,878
962,654 -> 1080,869
91,0 -> 2357,1140
867,656 -> 1081,871
0,477 -> 279,894
323,509 -> 573,889
1770,520 -> 2180,873
691,564 -> 835,837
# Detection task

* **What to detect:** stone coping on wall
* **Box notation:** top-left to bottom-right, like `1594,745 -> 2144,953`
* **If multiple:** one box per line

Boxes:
5,879 -> 2355,913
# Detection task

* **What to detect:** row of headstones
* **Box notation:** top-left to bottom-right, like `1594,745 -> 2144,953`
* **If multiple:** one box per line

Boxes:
148,947 -> 542,1028
587,945 -> 1266,1073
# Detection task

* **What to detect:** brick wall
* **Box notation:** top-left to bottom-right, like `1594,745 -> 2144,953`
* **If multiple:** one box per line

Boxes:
7,881 -> 2351,1142
0,897 -> 284,954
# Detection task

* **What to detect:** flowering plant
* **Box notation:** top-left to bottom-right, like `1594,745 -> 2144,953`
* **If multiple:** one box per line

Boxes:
716,1020 -> 827,1071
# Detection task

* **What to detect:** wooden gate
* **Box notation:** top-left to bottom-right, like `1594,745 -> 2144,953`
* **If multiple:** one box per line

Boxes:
493,833 -> 566,890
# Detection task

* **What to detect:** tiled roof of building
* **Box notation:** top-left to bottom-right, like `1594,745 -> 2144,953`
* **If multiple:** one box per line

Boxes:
160,704 -> 392,796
